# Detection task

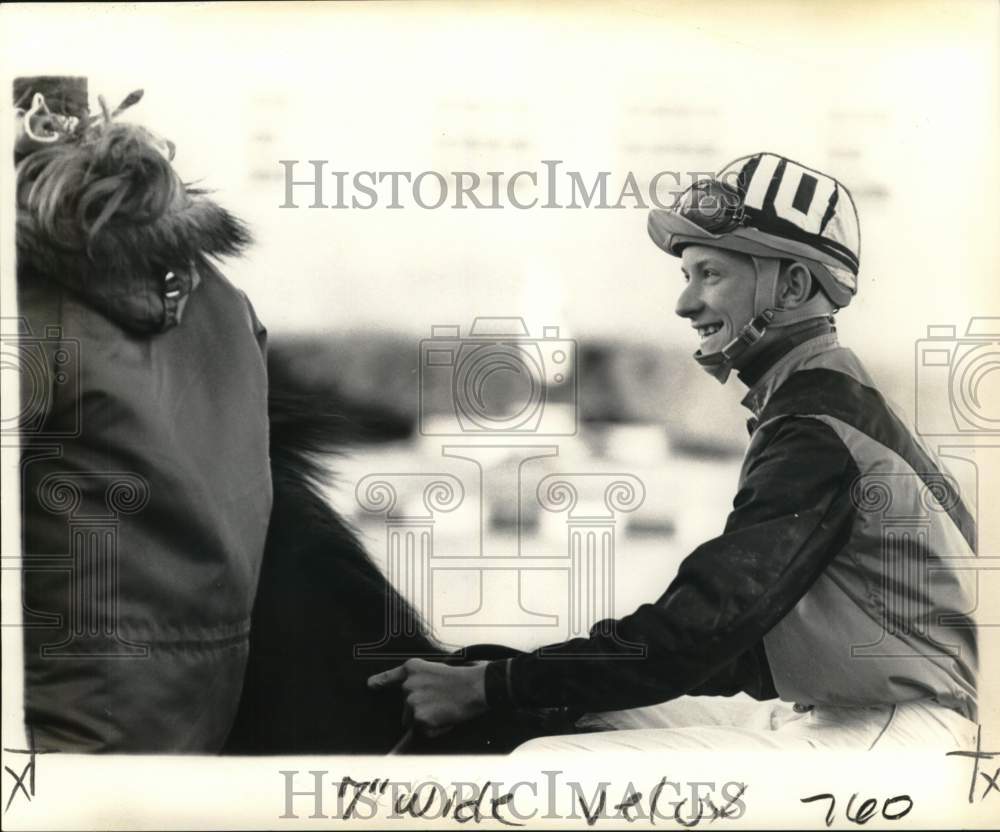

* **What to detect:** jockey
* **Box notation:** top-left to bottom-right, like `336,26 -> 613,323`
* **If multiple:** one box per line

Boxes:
15,77 -> 272,752
370,152 -> 979,751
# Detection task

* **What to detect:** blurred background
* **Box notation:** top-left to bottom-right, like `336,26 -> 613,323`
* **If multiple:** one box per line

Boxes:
4,0 -> 997,650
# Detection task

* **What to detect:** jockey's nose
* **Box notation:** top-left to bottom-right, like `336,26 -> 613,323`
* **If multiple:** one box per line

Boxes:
675,278 -> 703,320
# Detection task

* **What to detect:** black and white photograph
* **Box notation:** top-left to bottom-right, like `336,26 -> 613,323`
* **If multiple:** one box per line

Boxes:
1,1 -> 998,828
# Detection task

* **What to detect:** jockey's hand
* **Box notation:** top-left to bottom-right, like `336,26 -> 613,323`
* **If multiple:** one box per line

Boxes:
367,658 -> 489,737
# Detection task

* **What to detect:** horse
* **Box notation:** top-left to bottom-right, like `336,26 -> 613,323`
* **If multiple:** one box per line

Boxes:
222,382 -> 578,754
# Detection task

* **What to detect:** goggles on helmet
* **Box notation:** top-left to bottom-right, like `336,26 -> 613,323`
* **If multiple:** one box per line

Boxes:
672,179 -> 749,234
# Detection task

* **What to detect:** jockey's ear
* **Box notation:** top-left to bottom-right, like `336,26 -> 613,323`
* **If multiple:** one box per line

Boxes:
776,260 -> 836,316
776,260 -> 814,309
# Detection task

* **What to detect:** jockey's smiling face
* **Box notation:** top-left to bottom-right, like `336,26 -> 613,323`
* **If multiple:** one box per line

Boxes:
675,244 -> 758,357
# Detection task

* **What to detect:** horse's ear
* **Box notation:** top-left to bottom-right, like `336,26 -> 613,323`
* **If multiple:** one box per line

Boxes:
112,89 -> 143,118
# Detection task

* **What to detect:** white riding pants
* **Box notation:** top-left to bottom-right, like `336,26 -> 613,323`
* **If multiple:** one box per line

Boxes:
513,694 -> 977,752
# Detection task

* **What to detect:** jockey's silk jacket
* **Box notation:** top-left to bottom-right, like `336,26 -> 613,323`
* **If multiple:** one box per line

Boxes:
17,195 -> 272,752
485,325 -> 978,722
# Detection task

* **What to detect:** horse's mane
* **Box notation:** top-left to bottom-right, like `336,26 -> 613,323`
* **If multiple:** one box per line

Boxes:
225,384 -> 442,754
17,122 -> 183,247
16,120 -> 251,302
265,386 -> 437,614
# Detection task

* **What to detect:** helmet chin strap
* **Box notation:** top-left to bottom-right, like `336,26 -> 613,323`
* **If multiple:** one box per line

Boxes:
693,257 -> 831,384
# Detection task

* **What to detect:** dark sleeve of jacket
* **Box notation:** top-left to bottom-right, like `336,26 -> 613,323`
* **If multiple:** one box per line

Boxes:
484,415 -> 860,712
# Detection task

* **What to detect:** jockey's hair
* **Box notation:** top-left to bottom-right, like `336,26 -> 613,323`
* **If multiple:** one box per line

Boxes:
16,121 -> 182,250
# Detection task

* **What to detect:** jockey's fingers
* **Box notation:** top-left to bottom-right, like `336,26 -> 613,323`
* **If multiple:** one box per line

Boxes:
403,657 -> 437,673
367,663 -> 409,689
